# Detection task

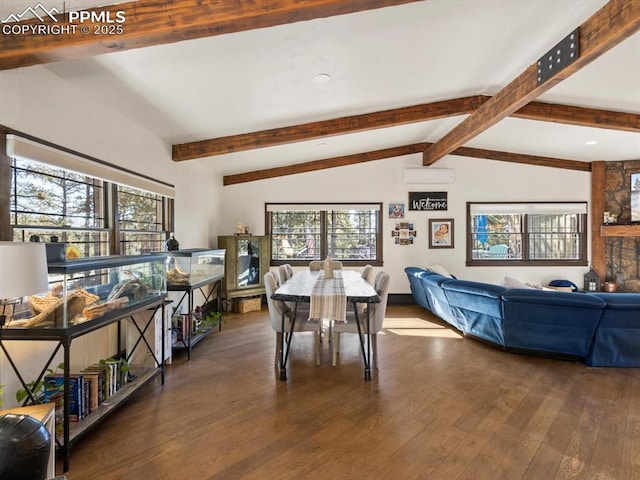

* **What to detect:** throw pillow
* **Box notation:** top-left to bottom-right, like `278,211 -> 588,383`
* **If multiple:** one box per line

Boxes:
501,276 -> 535,289
426,264 -> 453,278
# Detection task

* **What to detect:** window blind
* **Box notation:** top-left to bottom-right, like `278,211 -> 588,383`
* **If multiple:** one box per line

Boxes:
6,134 -> 175,198
266,203 -> 381,212
469,202 -> 587,215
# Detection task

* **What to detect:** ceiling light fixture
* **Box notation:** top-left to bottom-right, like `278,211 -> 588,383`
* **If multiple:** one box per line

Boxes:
585,140 -> 598,145
312,73 -> 331,85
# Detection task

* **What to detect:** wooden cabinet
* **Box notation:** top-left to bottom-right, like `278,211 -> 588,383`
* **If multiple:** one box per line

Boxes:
217,235 -> 270,306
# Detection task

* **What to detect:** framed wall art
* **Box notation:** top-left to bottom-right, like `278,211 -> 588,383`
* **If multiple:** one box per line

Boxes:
631,173 -> 640,222
429,219 -> 454,248
388,202 -> 405,219
392,222 -> 416,245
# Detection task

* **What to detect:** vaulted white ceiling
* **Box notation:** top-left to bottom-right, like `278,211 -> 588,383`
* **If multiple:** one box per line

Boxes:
9,1 -> 640,177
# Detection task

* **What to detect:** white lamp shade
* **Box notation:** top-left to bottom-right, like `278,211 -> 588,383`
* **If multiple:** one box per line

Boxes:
0,242 -> 49,299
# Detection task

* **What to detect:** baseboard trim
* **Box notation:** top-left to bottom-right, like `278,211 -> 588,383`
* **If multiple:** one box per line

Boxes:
388,294 -> 415,305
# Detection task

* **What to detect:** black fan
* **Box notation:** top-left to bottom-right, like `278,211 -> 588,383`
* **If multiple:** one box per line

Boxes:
0,413 -> 51,480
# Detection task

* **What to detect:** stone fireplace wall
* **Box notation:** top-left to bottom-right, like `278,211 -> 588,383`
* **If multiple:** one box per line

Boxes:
604,160 -> 640,292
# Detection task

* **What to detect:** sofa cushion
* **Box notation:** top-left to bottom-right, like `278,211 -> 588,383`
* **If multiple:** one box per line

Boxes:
404,267 -> 431,311
442,279 -> 507,346
420,273 -> 458,328
502,289 -> 606,357
587,293 -> 640,367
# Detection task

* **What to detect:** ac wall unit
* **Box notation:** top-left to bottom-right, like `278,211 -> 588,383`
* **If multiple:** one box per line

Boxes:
403,168 -> 455,184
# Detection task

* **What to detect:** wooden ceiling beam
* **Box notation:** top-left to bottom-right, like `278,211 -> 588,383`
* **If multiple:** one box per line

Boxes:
422,0 -> 640,166
0,0 -> 421,70
173,96 -> 485,161
223,143 -> 427,185
175,95 -> 640,161
514,101 -> 640,132
223,142 -> 589,185
451,146 -> 591,172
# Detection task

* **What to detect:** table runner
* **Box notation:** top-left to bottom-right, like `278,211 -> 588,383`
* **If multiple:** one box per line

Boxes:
309,270 -> 347,323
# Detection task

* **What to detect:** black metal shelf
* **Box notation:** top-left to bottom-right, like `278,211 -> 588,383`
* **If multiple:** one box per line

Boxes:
168,275 -> 223,360
0,295 -> 166,473
66,368 -> 161,443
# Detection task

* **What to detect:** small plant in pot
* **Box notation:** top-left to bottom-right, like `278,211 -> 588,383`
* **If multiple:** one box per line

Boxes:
195,301 -> 223,334
16,362 -> 65,405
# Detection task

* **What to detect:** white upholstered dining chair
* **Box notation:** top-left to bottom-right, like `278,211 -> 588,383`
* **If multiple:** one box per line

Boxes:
309,260 -> 343,271
331,271 -> 390,368
264,271 -> 321,366
278,263 -> 294,283
308,260 -> 323,271
361,264 -> 374,286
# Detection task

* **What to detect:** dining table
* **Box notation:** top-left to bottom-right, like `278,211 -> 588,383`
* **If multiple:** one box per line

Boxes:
271,269 -> 380,381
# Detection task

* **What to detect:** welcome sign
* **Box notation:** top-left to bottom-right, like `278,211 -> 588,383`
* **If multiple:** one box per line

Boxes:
408,192 -> 448,211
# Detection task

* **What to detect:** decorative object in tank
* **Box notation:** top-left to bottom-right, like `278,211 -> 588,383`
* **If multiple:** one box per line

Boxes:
66,244 -> 81,259
3,254 -> 166,329
165,233 -> 180,251
45,242 -> 66,263
584,266 -> 601,292
152,249 -> 225,286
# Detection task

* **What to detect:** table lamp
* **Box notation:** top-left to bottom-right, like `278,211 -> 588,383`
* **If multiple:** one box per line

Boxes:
0,242 -> 49,327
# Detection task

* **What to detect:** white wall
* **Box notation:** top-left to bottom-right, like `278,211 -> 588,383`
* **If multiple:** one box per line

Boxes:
0,65 -> 219,249
220,152 -> 592,293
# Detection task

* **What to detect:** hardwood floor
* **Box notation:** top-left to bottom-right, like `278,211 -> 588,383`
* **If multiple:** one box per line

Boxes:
64,305 -> 640,480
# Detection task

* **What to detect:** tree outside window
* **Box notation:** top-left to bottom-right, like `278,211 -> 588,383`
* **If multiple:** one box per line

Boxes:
267,203 -> 382,266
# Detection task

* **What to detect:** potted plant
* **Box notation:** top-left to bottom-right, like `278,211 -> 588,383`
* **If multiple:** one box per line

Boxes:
196,310 -> 222,334
16,362 -> 65,405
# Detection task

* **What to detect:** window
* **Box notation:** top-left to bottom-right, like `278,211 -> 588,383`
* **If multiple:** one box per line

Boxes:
117,185 -> 169,255
10,158 -> 110,257
266,203 -> 382,266
467,202 -> 587,266
8,139 -> 175,257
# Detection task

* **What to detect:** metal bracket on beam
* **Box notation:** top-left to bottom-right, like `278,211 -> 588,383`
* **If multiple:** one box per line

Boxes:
537,28 -> 580,85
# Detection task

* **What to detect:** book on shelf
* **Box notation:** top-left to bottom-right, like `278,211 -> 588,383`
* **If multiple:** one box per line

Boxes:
44,374 -> 84,422
103,358 -> 128,392
83,364 -> 112,401
45,390 -> 64,438
80,370 -> 102,412
82,376 -> 91,417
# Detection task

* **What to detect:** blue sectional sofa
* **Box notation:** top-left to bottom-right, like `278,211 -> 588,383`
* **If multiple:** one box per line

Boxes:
404,266 -> 640,367
587,293 -> 640,367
